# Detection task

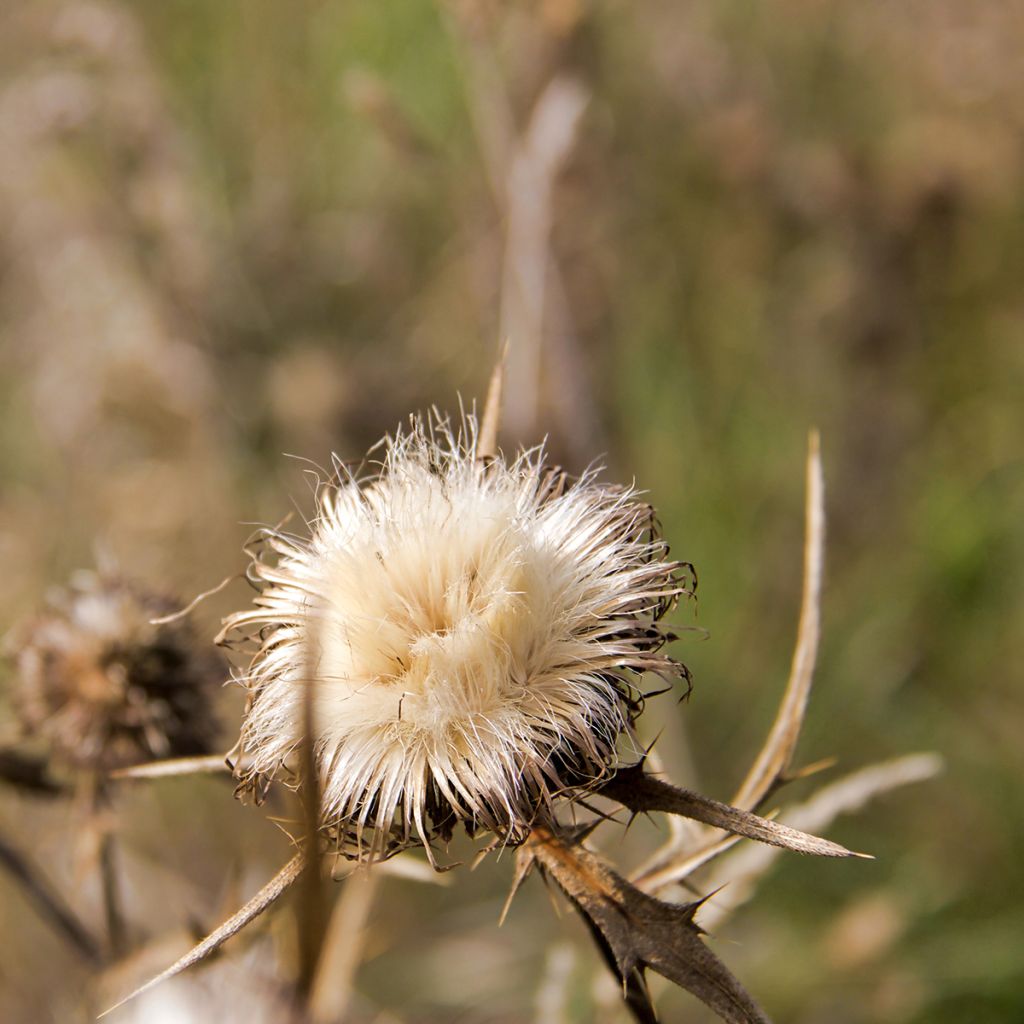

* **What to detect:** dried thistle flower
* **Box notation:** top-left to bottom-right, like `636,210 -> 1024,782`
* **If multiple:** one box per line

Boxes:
104,417 -> 928,1024
222,415 -> 692,857
8,570 -> 222,772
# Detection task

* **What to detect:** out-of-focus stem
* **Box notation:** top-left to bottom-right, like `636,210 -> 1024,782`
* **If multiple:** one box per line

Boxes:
295,619 -> 327,999
309,867 -> 381,1023
0,831 -> 103,965
90,775 -> 126,958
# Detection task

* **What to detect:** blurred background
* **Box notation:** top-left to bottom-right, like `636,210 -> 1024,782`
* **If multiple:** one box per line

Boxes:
0,1 -> 1022,1021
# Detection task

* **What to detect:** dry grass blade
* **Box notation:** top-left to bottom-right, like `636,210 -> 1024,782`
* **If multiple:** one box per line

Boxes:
309,867 -> 381,1023
522,824 -> 771,1024
600,766 -> 866,859
0,831 -> 103,965
108,755 -> 233,781
633,833 -> 743,892
697,753 -> 943,930
99,851 -> 305,1018
733,430 -> 825,811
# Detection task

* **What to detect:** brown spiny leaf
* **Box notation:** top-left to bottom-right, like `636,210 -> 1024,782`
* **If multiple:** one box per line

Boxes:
520,824 -> 771,1024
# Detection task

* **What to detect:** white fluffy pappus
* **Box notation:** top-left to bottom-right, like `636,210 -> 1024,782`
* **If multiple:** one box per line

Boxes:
222,416 -> 692,858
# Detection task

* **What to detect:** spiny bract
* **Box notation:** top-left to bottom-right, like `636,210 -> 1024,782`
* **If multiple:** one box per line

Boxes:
223,416 -> 691,858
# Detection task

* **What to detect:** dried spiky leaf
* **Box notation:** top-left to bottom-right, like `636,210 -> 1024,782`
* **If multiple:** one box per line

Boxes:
100,852 -> 305,1017
732,431 -> 825,811
600,764 -> 866,859
520,824 -> 770,1024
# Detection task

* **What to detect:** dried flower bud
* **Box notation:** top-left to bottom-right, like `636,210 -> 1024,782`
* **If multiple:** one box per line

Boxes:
223,417 -> 692,857
9,571 -> 223,772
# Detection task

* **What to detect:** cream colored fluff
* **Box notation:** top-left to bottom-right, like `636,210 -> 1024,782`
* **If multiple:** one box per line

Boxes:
224,417 -> 688,857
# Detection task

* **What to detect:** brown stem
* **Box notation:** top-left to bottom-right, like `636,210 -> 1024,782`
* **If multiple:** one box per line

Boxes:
89,775 -> 126,958
0,747 -> 70,796
0,831 -> 103,965
295,647 -> 326,999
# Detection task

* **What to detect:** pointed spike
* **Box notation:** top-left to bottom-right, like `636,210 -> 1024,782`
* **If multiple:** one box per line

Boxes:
109,755 -> 233,781
600,770 -> 866,858
499,848 -> 535,927
477,343 -> 508,460
99,852 -> 305,1017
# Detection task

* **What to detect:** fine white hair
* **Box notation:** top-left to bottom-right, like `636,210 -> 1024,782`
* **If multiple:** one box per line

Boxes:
223,415 -> 690,858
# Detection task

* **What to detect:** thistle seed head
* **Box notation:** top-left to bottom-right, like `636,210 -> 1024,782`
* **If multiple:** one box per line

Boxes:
9,571 -> 223,772
223,416 -> 692,858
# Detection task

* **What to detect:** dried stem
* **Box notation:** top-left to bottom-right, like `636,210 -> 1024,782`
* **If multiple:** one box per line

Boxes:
444,8 -> 602,455
498,76 -> 588,439
733,430 -> 825,811
295,623 -> 327,1000
109,754 -> 234,781
309,867 -> 382,1023
632,431 -> 826,886
89,776 -> 126,959
0,830 -> 103,965
533,942 -> 576,1024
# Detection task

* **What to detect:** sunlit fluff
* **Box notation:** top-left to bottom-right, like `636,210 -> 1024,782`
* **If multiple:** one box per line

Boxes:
223,417 -> 690,857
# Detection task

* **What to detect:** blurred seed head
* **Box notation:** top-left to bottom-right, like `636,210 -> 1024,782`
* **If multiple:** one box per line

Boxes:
223,415 -> 691,859
8,570 -> 223,772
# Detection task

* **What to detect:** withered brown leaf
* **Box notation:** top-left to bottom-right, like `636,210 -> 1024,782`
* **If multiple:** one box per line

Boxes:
520,824 -> 771,1024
